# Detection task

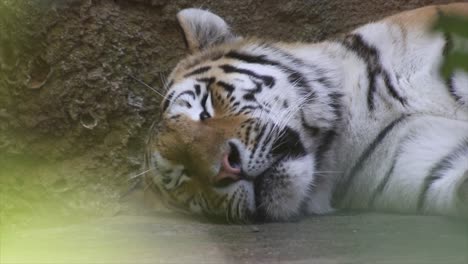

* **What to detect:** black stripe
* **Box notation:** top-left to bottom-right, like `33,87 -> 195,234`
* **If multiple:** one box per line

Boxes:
249,123 -> 268,161
271,126 -> 307,159
200,93 -> 211,120
195,78 -> 215,120
417,138 -> 468,211
219,64 -> 275,87
342,34 -> 406,111
328,92 -> 344,121
342,34 -> 378,111
217,81 -> 235,96
184,66 -> 211,77
290,72 -> 316,101
249,81 -> 263,94
237,105 -> 261,114
447,75 -> 462,102
441,26 -> 456,102
367,70 -> 377,110
315,76 -> 334,90
212,194 -> 227,210
223,50 -> 319,98
300,111 -> 320,137
244,124 -> 253,146
173,90 -> 196,102
196,77 -> 215,87
232,188 -> 242,222
333,115 -> 408,206
243,93 -> 256,101
273,48 -> 332,94
315,130 -> 337,170
236,191 -> 244,221
368,159 -> 397,208
261,121 -> 277,149
173,172 -> 184,188
200,194 -> 212,213
367,133 -> 415,207
226,192 -> 236,222
162,91 -> 175,112
301,130 -> 337,215
194,84 -> 201,96
382,72 -> 407,106
225,51 -> 280,67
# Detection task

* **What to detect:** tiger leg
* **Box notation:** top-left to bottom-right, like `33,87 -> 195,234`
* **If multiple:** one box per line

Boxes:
419,153 -> 468,218
342,115 -> 468,217
384,116 -> 468,217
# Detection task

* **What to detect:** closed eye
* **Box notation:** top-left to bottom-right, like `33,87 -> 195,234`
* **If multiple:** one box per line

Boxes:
175,99 -> 192,108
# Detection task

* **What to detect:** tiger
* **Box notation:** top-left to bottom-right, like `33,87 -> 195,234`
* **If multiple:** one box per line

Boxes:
144,3 -> 468,223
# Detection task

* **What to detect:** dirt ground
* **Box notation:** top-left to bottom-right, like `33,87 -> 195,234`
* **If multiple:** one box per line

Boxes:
1,0 -> 467,263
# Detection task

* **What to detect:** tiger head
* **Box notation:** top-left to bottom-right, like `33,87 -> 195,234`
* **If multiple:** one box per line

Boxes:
145,8 -> 342,222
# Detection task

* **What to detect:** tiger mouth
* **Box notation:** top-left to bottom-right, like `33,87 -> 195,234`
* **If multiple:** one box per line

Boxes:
217,133 -> 308,221
212,142 -> 287,221
217,141 -> 286,183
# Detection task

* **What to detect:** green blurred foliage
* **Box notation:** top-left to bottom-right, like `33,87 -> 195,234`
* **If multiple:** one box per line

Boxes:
0,155 -> 122,234
433,13 -> 468,77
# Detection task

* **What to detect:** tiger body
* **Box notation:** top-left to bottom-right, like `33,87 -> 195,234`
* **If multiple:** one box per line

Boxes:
146,3 -> 468,222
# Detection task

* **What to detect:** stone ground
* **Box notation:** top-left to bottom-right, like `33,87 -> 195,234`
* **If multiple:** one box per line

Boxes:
2,196 -> 467,264
1,214 -> 467,264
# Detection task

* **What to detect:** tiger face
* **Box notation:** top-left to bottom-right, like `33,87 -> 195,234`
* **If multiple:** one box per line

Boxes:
146,8 -> 340,222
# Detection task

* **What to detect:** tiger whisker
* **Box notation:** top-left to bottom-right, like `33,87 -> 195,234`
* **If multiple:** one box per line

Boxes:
276,90 -> 314,130
127,73 -> 165,98
264,96 -> 315,156
159,72 -> 171,91
263,92 -> 313,146
260,77 -> 312,143
128,168 -> 155,181
142,179 -> 154,192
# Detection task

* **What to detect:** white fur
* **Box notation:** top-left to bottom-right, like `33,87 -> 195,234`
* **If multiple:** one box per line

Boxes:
177,8 -> 239,51
265,155 -> 316,220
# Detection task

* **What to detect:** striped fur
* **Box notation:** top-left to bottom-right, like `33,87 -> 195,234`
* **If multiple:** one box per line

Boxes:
145,4 -> 468,222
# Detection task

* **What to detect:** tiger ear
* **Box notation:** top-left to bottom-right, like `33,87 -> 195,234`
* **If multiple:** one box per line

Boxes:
177,8 -> 239,53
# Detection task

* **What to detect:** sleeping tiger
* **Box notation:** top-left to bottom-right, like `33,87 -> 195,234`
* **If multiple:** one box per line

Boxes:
144,3 -> 468,222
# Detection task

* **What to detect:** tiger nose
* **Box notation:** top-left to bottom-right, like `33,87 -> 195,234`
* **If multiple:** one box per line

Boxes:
213,143 -> 242,187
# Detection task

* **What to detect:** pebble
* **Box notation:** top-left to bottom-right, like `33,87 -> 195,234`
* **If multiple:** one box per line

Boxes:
249,226 -> 260,233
